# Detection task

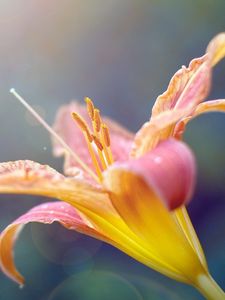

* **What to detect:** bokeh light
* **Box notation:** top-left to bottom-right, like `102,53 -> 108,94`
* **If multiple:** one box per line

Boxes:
48,271 -> 143,300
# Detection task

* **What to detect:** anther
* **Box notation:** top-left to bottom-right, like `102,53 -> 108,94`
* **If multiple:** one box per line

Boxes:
72,112 -> 93,142
100,123 -> 113,165
85,97 -> 95,120
72,112 -> 103,179
102,124 -> 111,147
72,112 -> 88,131
94,109 -> 101,132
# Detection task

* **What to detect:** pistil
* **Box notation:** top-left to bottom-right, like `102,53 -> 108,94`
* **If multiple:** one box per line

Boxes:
10,89 -> 99,183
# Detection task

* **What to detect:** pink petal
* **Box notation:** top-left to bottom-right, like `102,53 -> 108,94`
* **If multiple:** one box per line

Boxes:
103,139 -> 196,263
52,102 -> 133,178
0,201 -> 104,285
104,139 -> 196,211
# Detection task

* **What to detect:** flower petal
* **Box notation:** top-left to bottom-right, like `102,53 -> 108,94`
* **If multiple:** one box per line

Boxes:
103,139 -> 205,280
194,99 -> 225,115
52,102 -> 133,178
0,160 -> 154,283
0,160 -> 117,220
206,32 -> 225,66
0,161 -> 191,284
151,55 -> 210,117
131,106 -> 196,157
132,55 -> 211,157
0,160 -> 64,193
172,33 -> 225,139
105,138 -> 196,235
105,139 -> 195,212
173,99 -> 225,139
173,207 -> 208,269
0,201 -> 104,285
0,159 -> 204,284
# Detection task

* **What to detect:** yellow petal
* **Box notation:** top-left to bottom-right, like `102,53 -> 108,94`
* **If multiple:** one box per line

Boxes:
104,140 -> 207,284
104,168 -> 205,284
0,160 -> 192,282
173,206 -> 207,269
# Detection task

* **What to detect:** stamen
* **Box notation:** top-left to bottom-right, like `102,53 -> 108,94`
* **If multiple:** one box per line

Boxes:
85,136 -> 103,180
92,135 -> 103,151
72,112 -> 93,142
92,135 -> 107,170
101,124 -> 114,164
72,112 -> 103,179
10,88 -> 99,182
85,97 -> 95,121
94,109 -> 101,133
102,124 -> 111,147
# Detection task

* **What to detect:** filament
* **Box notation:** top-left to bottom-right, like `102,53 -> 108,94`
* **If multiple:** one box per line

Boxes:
10,88 -> 99,182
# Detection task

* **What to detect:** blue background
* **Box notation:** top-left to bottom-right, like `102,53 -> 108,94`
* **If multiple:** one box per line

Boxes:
0,1 -> 225,299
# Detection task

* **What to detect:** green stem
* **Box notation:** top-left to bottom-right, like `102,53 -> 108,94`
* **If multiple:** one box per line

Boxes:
196,274 -> 225,300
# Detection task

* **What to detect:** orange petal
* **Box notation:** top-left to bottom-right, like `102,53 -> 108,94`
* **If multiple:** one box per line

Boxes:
194,99 -> 225,115
131,106 -> 194,157
0,160 -> 118,219
173,99 -> 225,139
206,32 -> 225,66
0,160 -> 64,194
132,56 -> 211,158
52,102 -> 134,178
0,201 -> 104,285
151,55 -> 210,117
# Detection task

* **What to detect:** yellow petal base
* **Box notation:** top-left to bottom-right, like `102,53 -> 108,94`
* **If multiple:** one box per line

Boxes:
196,274 -> 225,300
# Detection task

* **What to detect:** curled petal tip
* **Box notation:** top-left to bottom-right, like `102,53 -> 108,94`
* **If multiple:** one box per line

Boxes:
0,201 -> 104,285
0,224 -> 25,286
206,32 -> 225,66
104,139 -> 196,211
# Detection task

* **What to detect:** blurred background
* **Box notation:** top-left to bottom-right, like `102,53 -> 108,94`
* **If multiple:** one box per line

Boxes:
0,0 -> 225,299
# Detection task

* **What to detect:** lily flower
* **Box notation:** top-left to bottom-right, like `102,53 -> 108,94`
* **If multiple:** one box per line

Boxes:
0,33 -> 225,300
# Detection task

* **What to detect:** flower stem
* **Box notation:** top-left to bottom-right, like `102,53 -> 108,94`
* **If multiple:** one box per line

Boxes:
196,274 -> 225,300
